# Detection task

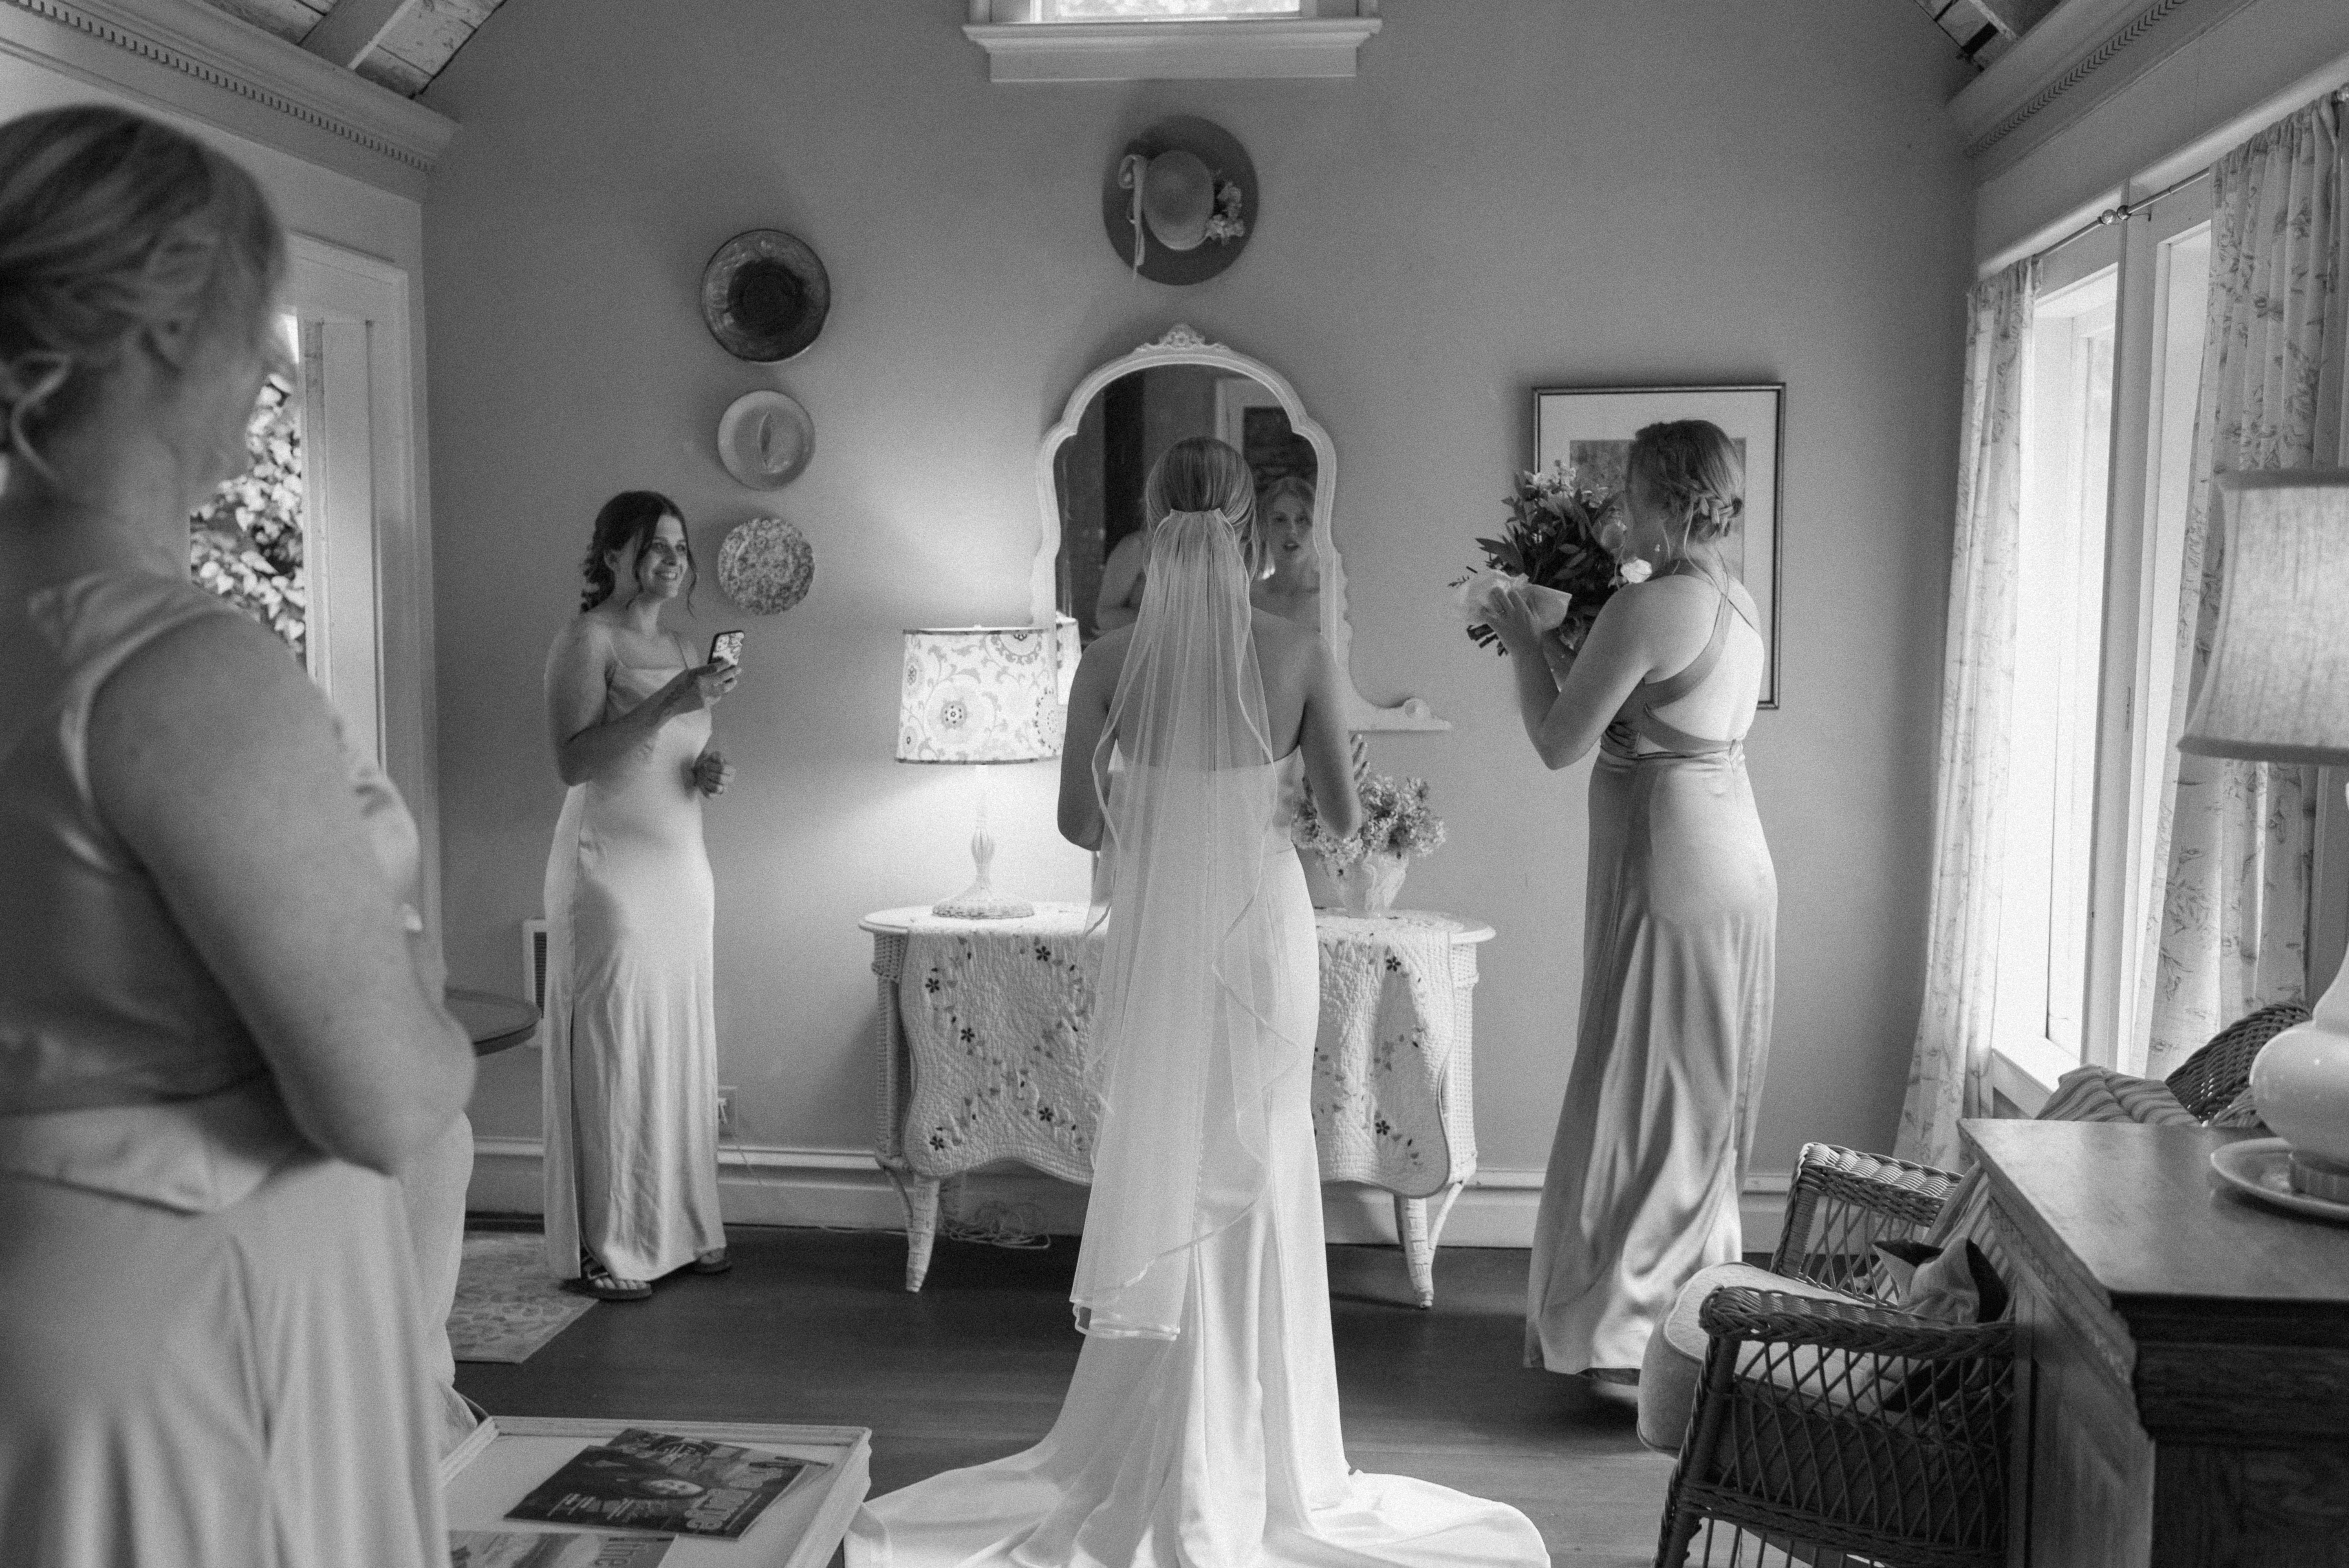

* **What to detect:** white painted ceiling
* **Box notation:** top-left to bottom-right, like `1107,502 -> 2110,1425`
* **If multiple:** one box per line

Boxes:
196,0 -> 503,96
185,0 -> 2069,102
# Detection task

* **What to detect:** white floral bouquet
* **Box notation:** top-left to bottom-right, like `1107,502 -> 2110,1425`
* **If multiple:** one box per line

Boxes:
1452,460 -> 1648,653
1296,771 -> 1446,868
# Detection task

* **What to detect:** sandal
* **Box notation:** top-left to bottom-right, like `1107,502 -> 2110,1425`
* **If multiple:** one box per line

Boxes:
689,1247 -> 732,1275
563,1251 -> 651,1302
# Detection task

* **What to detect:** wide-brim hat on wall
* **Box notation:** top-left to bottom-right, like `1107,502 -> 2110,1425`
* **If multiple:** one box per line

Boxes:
716,389 -> 815,489
702,230 -> 831,362
1102,116 -> 1255,286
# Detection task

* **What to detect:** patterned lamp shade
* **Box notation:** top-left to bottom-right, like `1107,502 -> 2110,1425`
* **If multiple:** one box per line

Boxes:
2179,471 -> 2349,766
896,626 -> 1067,764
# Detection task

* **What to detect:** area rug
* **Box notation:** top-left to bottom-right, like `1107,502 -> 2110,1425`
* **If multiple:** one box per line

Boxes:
447,1232 -> 595,1363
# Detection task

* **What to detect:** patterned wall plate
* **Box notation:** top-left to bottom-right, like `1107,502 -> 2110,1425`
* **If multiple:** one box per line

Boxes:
717,516 -> 815,616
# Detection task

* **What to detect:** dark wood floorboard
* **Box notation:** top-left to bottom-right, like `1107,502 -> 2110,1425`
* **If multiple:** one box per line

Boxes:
456,1226 -> 1673,1564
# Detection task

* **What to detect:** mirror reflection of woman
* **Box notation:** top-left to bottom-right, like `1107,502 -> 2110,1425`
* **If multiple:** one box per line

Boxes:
1484,420 -> 1776,1390
541,492 -> 738,1301
1093,527 -> 1147,633
1248,474 -> 1320,629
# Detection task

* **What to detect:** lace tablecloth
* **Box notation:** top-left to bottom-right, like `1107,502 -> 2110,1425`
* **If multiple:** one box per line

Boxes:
863,902 -> 1490,1303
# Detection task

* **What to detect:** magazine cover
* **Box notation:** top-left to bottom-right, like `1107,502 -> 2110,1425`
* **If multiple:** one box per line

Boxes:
449,1531 -> 674,1567
505,1427 -> 820,1541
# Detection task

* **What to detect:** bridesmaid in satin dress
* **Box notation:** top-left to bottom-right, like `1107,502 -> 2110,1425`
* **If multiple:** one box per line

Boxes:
541,492 -> 738,1300
1485,421 -> 1777,1387
0,106 -> 474,1566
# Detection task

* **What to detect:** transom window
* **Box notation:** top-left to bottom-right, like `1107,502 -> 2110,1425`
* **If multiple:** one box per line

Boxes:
1040,0 -> 1302,16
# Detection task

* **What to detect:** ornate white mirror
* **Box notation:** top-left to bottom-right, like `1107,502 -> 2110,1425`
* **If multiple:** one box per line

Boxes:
1031,325 -> 1443,731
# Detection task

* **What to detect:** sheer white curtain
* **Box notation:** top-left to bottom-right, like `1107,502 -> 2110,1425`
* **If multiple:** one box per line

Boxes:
2141,95 -> 2349,1077
1897,258 -> 2038,1172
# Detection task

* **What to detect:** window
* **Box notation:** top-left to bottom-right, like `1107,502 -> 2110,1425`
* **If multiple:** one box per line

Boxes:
1040,0 -> 1302,16
190,314 -> 308,663
2100,215 -> 2213,1075
964,0 -> 1377,81
1992,264 -> 2115,1075
1986,181 -> 2219,1110
185,238 -> 416,786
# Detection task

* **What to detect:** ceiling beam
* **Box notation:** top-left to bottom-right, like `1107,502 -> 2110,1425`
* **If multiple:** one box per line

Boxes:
298,0 -> 419,69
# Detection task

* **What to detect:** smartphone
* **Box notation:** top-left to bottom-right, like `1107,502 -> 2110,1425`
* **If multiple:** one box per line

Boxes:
708,630 -> 745,669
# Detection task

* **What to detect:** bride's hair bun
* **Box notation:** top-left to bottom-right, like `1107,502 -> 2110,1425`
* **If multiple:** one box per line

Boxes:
1627,420 -> 1745,546
1144,435 -> 1259,566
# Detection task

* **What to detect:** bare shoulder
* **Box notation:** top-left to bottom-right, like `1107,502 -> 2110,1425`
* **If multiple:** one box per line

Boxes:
553,610 -> 617,652
1615,573 -> 1713,611
90,610 -> 338,786
547,611 -> 617,672
1250,609 -> 1329,676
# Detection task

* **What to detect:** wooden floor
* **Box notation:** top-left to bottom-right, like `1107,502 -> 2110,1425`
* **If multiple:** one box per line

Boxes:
456,1225 -> 1677,1566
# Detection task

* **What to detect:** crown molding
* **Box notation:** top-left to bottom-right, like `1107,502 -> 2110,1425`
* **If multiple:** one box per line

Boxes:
1949,0 -> 2260,176
0,0 -> 454,199
964,18 -> 1380,83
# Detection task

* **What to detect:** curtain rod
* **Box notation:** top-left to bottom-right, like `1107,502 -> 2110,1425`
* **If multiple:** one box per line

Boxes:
2033,167 -> 2210,265
2029,86 -> 2349,269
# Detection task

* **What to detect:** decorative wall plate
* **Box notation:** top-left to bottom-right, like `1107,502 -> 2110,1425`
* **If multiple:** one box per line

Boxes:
717,515 -> 815,616
701,230 -> 831,362
716,390 -> 815,488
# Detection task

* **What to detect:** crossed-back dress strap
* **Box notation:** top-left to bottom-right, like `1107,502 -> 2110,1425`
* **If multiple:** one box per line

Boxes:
1611,562 -> 1759,759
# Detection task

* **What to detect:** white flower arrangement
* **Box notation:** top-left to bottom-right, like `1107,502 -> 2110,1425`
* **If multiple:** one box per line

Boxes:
1296,771 -> 1446,868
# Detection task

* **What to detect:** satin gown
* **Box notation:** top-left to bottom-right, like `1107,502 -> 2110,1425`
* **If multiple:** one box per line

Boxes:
0,571 -> 444,1568
851,755 -> 1547,1568
1525,572 -> 1778,1375
541,652 -> 725,1284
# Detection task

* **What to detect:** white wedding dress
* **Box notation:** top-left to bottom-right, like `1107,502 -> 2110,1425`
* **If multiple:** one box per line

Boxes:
849,513 -> 1546,1568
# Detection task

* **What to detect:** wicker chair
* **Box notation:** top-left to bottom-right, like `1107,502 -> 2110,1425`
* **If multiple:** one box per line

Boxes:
1655,1145 -> 2016,1568
2164,1000 -> 2308,1119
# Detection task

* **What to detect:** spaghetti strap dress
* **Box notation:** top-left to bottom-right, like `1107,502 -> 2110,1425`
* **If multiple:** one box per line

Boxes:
541,645 -> 725,1283
0,569 -> 445,1568
1525,564 -> 1778,1374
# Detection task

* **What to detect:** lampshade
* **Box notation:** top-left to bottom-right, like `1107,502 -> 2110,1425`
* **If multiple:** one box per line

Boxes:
2177,470 -> 2349,766
896,626 -> 1066,764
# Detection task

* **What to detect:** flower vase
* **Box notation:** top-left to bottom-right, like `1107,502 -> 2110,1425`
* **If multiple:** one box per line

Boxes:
1332,851 -> 1408,917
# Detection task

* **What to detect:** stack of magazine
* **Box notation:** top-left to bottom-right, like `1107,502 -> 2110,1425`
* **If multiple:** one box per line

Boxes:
450,1533 -> 675,1567
454,1427 -> 826,1563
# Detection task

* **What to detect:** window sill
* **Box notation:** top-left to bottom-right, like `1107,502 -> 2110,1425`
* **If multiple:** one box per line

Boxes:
1988,1035 -> 2079,1118
963,18 -> 1382,82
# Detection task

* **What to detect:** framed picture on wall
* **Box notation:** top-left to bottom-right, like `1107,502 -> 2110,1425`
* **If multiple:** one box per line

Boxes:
1534,383 -> 1784,708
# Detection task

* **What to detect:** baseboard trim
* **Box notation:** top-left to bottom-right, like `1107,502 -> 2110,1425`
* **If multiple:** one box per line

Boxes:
472,1136 -> 1790,1250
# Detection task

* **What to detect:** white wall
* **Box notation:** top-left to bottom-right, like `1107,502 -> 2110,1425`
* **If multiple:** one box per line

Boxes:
423,0 -> 1977,1220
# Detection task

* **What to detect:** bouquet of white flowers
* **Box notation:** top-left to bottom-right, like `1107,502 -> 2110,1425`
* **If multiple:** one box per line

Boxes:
1452,460 -> 1648,653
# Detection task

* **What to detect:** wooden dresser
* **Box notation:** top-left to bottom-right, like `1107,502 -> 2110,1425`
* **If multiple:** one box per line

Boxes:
1961,1120 -> 2349,1566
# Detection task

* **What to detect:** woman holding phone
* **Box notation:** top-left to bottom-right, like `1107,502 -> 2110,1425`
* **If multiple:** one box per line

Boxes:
542,490 -> 738,1299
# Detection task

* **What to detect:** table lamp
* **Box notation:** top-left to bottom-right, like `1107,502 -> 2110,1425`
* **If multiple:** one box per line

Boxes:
897,626 -> 1066,919
2178,469 -> 2349,1200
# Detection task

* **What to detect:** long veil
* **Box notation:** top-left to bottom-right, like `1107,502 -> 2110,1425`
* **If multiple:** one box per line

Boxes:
1069,509 -> 1304,1341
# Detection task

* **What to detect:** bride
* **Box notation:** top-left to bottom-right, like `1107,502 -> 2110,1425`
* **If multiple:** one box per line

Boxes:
849,438 -> 1547,1568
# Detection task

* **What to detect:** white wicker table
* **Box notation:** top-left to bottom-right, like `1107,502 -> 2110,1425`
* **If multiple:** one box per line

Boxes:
860,902 -> 1491,1307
